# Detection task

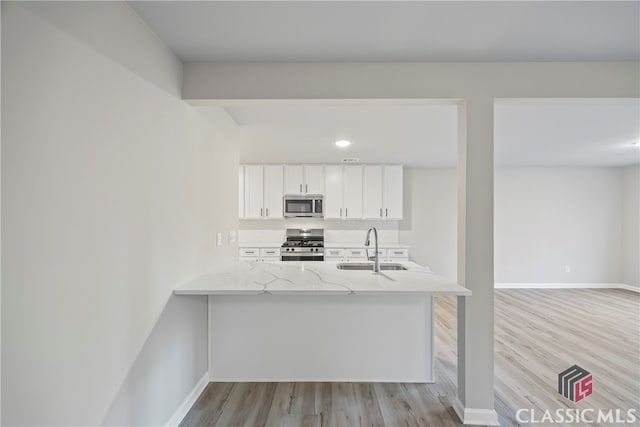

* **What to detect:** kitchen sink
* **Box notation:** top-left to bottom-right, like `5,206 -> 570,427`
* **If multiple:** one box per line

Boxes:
336,263 -> 409,271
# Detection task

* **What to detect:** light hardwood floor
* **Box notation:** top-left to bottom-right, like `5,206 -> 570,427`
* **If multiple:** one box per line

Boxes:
180,289 -> 639,427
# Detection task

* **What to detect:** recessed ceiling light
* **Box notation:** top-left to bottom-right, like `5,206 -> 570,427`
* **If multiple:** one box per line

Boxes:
335,140 -> 351,148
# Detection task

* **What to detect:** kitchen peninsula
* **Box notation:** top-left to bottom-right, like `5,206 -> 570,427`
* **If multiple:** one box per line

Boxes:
175,261 -> 469,383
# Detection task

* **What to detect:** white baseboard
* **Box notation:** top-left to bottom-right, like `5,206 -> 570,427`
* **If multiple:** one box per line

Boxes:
495,282 -> 639,293
618,283 -> 640,293
452,397 -> 500,426
165,372 -> 209,427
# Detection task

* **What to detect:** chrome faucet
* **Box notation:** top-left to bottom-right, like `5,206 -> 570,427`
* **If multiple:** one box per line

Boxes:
364,227 -> 380,273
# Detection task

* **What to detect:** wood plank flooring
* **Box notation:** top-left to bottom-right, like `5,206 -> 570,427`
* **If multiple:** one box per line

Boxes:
180,289 -> 639,427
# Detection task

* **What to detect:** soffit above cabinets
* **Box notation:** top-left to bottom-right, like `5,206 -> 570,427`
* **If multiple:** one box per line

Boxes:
231,100 -> 639,168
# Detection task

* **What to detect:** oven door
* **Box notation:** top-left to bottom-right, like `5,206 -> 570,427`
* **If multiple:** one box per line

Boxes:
281,254 -> 324,262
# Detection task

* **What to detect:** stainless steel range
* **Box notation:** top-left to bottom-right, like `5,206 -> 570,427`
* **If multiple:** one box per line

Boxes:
280,229 -> 324,261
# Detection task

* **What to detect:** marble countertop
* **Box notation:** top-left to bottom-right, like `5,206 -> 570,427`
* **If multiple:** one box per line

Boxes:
174,261 -> 470,296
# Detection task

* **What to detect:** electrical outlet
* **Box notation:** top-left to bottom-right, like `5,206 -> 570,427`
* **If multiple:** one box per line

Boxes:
216,232 -> 222,246
565,265 -> 571,273
228,230 -> 236,244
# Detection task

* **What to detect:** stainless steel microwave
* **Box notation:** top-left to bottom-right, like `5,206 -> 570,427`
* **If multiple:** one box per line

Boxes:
283,195 -> 324,218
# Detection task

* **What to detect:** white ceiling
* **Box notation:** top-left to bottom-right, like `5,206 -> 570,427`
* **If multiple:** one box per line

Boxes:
229,100 -> 640,167
128,1 -> 639,62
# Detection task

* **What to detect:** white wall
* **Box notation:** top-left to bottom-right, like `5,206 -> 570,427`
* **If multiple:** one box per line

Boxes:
2,3 -> 238,426
621,165 -> 640,288
401,167 -> 628,284
495,168 -> 621,283
399,168 -> 457,280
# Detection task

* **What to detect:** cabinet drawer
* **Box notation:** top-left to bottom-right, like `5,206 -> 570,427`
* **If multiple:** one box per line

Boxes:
239,256 -> 259,262
239,248 -> 259,257
261,256 -> 281,263
260,248 -> 280,257
345,248 -> 367,259
325,248 -> 345,258
387,248 -> 409,259
325,256 -> 343,262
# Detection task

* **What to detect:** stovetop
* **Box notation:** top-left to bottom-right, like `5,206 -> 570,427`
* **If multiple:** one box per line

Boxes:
281,240 -> 324,248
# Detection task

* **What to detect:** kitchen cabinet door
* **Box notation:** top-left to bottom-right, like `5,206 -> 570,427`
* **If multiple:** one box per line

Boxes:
383,165 -> 403,219
264,165 -> 284,218
363,165 -> 384,219
304,165 -> 324,194
324,165 -> 343,219
244,165 -> 264,219
343,165 -> 363,219
284,165 -> 304,194
239,166 -> 245,219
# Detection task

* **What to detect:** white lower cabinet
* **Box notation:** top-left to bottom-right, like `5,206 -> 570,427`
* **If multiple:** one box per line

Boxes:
324,246 -> 409,262
325,248 -> 345,259
240,247 -> 281,262
260,248 -> 280,262
387,248 -> 409,260
345,248 -> 367,261
239,247 -> 260,262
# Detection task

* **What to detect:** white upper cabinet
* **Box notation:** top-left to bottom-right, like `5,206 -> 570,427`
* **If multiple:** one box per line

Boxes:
383,165 -> 403,219
284,165 -> 325,194
240,165 -> 284,219
241,163 -> 400,220
264,165 -> 284,219
343,165 -> 363,219
363,165 -> 384,219
363,165 -> 403,219
304,165 -> 324,194
324,165 -> 344,219
239,166 -> 245,218
244,165 -> 264,219
284,165 -> 304,194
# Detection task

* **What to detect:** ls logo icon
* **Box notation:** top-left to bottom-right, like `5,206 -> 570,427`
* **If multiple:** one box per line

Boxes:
558,365 -> 593,403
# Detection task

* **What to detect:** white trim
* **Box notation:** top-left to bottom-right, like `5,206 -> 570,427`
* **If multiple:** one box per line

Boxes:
495,282 -> 636,291
452,397 -> 500,426
165,372 -> 209,427
619,283 -> 640,293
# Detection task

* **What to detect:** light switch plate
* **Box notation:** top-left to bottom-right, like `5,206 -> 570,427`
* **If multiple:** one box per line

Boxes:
216,232 -> 222,246
229,230 -> 236,244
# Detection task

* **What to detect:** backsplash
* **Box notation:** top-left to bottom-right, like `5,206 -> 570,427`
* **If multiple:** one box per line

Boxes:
239,219 -> 400,245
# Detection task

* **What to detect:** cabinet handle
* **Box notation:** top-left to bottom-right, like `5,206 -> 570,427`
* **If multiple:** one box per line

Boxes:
305,184 -> 308,193
260,208 -> 263,217
340,207 -> 342,217
345,208 -> 348,217
380,208 -> 382,217
393,251 -> 403,255
386,208 -> 388,217
300,184 -> 302,193
266,207 -> 269,217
